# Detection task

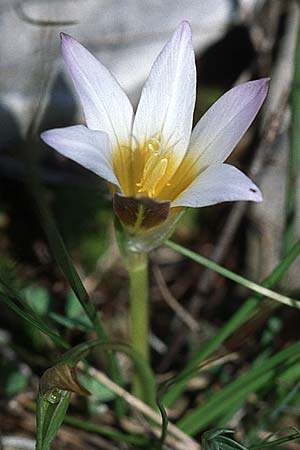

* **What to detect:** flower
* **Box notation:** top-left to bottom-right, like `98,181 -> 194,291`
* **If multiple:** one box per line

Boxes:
41,22 -> 268,243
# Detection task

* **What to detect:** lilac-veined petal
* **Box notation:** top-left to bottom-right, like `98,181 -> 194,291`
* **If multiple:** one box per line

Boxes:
187,79 -> 269,169
60,33 -> 133,149
172,164 -> 262,207
41,125 -> 119,186
133,21 -> 196,172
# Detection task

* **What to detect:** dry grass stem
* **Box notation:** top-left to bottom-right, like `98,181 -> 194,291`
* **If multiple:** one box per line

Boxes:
87,366 -> 200,450
153,264 -> 200,332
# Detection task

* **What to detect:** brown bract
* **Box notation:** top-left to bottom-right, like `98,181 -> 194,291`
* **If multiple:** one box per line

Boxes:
40,364 -> 90,397
113,193 -> 170,231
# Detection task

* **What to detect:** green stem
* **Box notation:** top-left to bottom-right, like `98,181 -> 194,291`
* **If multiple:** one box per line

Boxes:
127,251 -> 149,399
283,17 -> 300,255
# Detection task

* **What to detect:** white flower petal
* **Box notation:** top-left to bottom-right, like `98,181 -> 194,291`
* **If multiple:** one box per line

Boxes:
41,125 -> 119,186
188,79 -> 269,169
172,164 -> 262,207
60,33 -> 133,149
133,21 -> 196,171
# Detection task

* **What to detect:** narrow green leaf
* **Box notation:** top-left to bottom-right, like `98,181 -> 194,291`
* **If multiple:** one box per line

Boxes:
26,168 -> 124,415
63,415 -> 147,446
166,240 -> 300,309
31,186 -> 99,322
0,261 -> 67,350
202,430 -> 248,450
250,429 -> 300,449
178,342 -> 300,435
0,291 -> 68,350
283,18 -> 300,254
36,389 -> 71,450
163,238 -> 300,406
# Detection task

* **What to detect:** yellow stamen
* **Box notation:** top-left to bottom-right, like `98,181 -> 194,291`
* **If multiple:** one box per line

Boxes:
137,155 -> 168,197
112,134 -> 198,202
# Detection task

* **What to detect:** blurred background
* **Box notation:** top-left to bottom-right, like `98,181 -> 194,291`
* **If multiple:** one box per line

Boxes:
1,0 -> 300,449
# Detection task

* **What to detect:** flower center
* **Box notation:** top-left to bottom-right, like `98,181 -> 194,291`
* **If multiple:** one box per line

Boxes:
113,134 -> 195,201
136,137 -> 172,197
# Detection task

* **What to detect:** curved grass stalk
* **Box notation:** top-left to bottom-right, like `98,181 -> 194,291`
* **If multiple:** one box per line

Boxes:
166,240 -> 300,309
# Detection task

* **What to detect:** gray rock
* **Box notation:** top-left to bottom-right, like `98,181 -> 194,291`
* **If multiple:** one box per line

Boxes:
0,0 -> 260,147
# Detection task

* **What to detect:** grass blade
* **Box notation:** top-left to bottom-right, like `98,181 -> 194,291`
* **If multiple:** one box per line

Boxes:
282,18 -> 300,254
165,240 -> 300,309
163,238 -> 300,406
26,164 -> 124,415
0,277 -> 68,350
178,342 -> 300,435
62,416 -> 146,446
36,389 -> 71,450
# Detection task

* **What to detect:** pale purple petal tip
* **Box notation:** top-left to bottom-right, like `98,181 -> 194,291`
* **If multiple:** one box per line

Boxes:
189,77 -> 270,167
60,32 -> 76,49
173,164 -> 263,208
177,20 -> 192,34
58,30 -> 133,147
60,32 -> 79,59
234,77 -> 269,105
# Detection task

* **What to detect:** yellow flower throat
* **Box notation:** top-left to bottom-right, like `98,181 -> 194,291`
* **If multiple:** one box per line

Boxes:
113,135 -> 197,202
